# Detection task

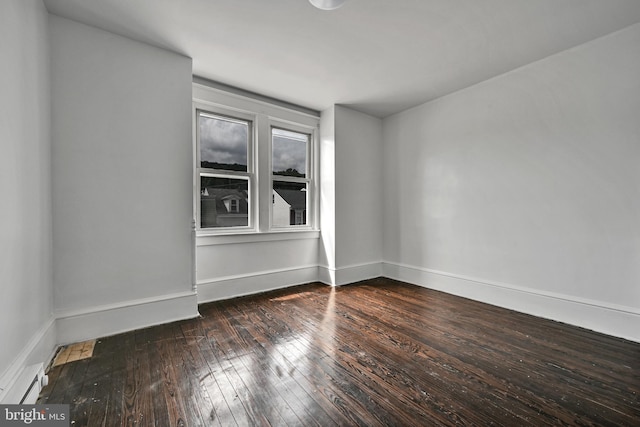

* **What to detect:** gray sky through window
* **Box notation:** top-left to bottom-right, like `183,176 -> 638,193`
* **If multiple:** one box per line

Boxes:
199,114 -> 248,167
272,128 -> 307,176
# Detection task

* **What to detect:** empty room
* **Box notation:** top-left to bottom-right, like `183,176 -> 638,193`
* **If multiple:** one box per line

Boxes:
1,0 -> 639,425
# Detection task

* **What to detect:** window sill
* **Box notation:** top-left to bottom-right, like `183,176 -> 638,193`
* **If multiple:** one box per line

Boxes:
196,229 -> 320,246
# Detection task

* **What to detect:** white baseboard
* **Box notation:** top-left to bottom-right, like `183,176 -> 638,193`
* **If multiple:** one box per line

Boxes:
383,262 -> 640,343
317,264 -> 334,285
318,262 -> 383,286
197,265 -> 319,303
0,317 -> 57,404
56,291 -> 199,345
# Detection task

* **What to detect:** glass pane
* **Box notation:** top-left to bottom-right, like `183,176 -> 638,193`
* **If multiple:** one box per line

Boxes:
272,181 -> 307,227
199,113 -> 249,171
272,128 -> 307,178
200,176 -> 249,228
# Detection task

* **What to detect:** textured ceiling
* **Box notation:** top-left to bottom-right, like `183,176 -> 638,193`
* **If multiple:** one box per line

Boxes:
44,0 -> 640,117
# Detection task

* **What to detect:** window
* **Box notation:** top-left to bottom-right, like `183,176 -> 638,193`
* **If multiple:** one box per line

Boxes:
194,84 -> 318,236
272,128 -> 310,227
197,111 -> 253,230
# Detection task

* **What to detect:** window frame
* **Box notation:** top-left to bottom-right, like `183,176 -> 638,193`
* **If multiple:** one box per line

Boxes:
270,123 -> 313,230
193,84 -> 319,240
195,107 -> 256,233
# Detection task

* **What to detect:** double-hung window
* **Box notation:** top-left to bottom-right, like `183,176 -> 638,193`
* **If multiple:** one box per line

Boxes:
197,111 -> 253,230
271,127 -> 311,228
194,84 -> 318,236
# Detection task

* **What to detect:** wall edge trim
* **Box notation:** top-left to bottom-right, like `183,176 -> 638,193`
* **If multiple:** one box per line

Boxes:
384,261 -> 640,315
55,290 -> 197,320
197,265 -> 320,303
197,265 -> 319,286
383,261 -> 640,342
56,292 -> 199,346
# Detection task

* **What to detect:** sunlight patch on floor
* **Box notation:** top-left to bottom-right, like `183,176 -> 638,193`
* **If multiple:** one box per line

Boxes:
270,291 -> 314,302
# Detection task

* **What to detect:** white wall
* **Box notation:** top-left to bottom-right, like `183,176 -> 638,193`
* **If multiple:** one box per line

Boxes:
318,107 -> 337,283
334,106 -> 383,283
319,106 -> 383,285
382,24 -> 640,341
0,0 -> 56,402
197,236 -> 319,301
50,16 -> 197,343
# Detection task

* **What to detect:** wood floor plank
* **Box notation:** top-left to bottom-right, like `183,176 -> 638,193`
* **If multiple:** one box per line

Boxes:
122,339 -> 155,426
351,282 -> 639,425
153,324 -> 198,427
330,289 -> 552,424
240,300 -> 385,426
178,322 -> 231,427
191,324 -> 249,426
146,337 -> 172,426
209,304 -> 302,426
196,313 -> 263,426
102,337 -> 128,426
84,342 -> 119,427
223,305 -> 323,425
254,298 -> 385,426
259,290 -> 444,426
273,287 -> 525,426
40,279 -> 640,426
172,324 -> 213,427
225,302 -> 340,427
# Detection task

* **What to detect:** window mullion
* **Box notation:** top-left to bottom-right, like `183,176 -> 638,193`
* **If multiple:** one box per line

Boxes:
256,115 -> 271,232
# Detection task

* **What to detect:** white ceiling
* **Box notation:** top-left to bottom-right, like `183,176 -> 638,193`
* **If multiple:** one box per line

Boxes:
43,0 -> 640,118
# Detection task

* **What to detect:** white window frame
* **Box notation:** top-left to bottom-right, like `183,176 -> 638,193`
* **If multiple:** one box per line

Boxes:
195,108 -> 256,233
193,83 -> 319,241
270,122 -> 313,230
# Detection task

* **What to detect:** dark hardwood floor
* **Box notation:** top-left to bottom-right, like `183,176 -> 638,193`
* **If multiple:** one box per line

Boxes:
39,278 -> 640,426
